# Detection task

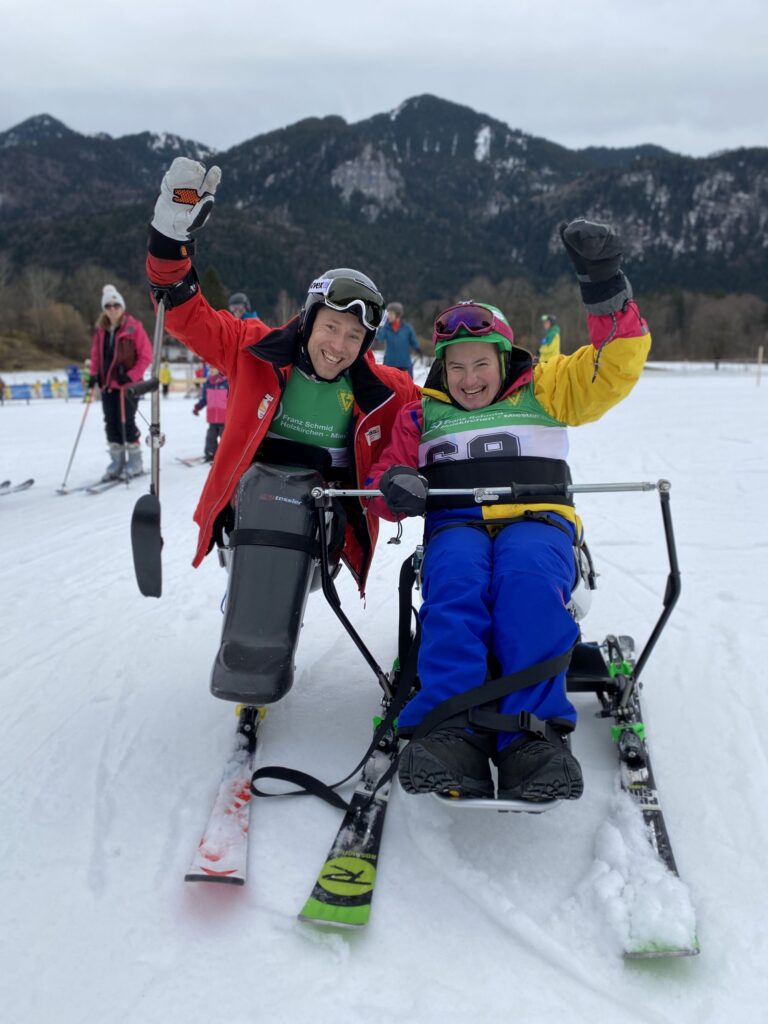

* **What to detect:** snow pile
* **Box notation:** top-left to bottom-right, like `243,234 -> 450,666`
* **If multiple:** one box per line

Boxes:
558,782 -> 697,957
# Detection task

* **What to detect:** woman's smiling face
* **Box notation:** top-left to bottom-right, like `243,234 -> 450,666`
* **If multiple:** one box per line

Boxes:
444,340 -> 502,410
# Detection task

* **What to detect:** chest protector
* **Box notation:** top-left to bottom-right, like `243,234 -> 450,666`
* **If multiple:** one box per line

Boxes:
418,388 -> 573,508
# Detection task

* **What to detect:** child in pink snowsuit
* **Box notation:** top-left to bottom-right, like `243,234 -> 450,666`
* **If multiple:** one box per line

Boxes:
193,372 -> 229,461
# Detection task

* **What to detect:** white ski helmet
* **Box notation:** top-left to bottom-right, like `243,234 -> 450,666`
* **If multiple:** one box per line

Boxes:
300,268 -> 386,353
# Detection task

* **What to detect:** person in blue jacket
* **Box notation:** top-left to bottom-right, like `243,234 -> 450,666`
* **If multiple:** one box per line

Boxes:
376,302 -> 421,376
228,292 -> 259,320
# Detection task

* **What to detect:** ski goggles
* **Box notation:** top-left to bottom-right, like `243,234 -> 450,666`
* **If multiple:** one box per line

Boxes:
308,277 -> 386,331
433,303 -> 514,347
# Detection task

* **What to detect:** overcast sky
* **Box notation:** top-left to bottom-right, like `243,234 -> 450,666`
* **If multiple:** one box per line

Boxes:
2,0 -> 766,158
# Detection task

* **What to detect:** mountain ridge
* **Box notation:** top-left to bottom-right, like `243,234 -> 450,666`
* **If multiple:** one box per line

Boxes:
1,95 -> 766,310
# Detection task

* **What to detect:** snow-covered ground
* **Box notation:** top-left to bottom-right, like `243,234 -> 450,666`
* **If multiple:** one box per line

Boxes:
1,367 -> 766,1024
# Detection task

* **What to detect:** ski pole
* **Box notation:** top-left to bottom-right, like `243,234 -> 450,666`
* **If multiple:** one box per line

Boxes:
130,301 -> 165,597
59,387 -> 94,491
119,386 -> 130,484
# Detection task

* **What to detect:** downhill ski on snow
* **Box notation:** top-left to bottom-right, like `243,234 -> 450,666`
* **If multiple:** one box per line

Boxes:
57,475 -> 145,495
0,478 -> 34,495
603,635 -> 700,958
299,740 -> 398,928
176,455 -> 209,467
185,706 -> 265,884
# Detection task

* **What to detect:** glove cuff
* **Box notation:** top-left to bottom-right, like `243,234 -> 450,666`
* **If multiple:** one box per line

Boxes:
150,266 -> 201,309
381,464 -> 421,481
579,272 -> 633,315
148,225 -> 196,260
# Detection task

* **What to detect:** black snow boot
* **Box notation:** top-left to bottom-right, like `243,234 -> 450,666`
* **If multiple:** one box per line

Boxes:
399,728 -> 494,797
495,735 -> 583,802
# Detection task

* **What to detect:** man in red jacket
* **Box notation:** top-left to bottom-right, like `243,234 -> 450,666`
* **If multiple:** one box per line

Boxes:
147,158 -> 420,701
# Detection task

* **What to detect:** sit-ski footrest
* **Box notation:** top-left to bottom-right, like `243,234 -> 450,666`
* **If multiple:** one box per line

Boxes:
429,792 -> 560,813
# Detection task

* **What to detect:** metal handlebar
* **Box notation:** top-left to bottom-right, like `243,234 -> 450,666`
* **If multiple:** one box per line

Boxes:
309,476 -> 678,706
311,480 -> 670,502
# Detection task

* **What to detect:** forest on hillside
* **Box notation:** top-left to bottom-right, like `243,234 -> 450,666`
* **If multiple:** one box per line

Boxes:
1,252 -> 765,370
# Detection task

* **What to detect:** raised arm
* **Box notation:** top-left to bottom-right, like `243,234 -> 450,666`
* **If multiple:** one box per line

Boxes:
146,158 -> 269,376
535,218 -> 651,426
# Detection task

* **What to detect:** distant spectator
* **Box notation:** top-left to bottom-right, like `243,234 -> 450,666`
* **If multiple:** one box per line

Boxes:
88,283 -> 153,480
193,361 -> 207,393
228,292 -> 259,320
80,360 -> 91,399
538,314 -> 561,363
160,361 -> 172,397
0,376 -> 5,405
376,302 -> 421,376
193,371 -> 229,461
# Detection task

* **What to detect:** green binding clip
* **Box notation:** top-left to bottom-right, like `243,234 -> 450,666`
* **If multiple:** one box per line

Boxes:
608,659 -> 633,678
372,714 -> 399,731
611,722 -> 646,743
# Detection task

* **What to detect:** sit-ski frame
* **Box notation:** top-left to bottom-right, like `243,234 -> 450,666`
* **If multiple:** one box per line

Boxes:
310,479 -> 681,814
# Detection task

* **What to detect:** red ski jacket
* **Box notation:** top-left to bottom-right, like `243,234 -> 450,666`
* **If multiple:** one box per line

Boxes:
147,255 -> 421,593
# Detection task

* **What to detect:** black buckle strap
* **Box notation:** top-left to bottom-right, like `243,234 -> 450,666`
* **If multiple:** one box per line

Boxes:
406,649 -> 574,742
228,528 -> 320,557
468,707 -> 574,743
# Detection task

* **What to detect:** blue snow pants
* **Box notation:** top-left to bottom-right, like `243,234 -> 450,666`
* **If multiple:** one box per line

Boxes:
398,517 -> 580,749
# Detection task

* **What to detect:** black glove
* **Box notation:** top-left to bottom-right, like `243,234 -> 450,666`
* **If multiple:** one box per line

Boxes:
86,373 -> 98,389
378,465 -> 428,516
116,365 -> 131,385
559,218 -> 633,315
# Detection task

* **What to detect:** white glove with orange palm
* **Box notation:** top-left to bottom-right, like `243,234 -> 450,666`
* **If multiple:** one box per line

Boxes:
150,157 -> 221,256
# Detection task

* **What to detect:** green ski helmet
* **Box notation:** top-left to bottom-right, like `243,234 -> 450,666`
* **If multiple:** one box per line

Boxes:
433,301 -> 515,359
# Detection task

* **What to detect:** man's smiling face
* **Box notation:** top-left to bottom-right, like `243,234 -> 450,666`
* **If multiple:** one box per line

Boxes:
306,307 -> 367,379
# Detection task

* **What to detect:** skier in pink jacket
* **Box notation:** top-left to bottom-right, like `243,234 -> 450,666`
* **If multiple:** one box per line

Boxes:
193,371 -> 229,461
88,284 -> 152,480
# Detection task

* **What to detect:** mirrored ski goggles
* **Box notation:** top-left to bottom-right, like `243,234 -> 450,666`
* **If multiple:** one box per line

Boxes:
433,303 -> 514,346
310,278 -> 386,331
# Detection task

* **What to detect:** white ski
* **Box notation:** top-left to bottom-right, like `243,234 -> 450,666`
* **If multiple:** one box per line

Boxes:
185,706 -> 264,885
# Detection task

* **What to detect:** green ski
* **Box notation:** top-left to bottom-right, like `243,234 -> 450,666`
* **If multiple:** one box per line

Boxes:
299,747 -> 397,927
